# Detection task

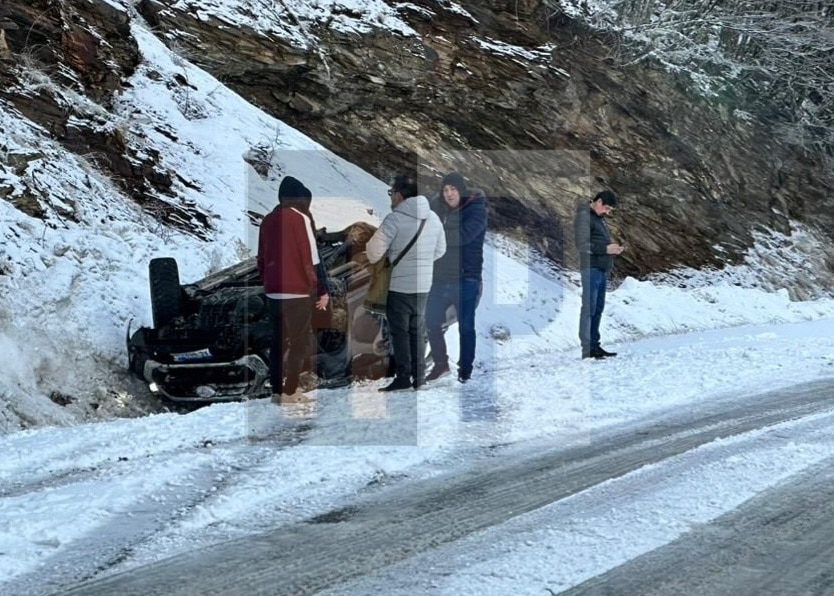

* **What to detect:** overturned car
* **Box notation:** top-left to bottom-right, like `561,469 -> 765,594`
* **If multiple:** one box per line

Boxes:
127,222 -> 396,403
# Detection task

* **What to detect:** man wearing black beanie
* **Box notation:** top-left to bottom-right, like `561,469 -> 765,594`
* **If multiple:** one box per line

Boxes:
425,171 -> 488,384
258,175 -> 329,404
278,175 -> 309,204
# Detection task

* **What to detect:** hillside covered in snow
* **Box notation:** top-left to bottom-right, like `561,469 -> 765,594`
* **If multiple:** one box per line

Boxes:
1,0 -> 833,433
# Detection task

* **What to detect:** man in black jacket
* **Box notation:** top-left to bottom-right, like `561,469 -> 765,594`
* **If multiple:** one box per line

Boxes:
574,190 -> 624,359
425,171 -> 488,383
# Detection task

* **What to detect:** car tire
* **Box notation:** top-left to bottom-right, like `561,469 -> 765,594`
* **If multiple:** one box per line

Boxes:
129,351 -> 148,379
127,327 -> 150,379
149,257 -> 182,329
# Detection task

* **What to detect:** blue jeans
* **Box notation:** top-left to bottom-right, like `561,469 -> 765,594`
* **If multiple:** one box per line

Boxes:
426,279 -> 481,377
579,268 -> 607,352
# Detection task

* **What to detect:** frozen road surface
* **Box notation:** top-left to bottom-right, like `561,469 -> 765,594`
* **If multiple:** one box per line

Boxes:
52,380 -> 834,596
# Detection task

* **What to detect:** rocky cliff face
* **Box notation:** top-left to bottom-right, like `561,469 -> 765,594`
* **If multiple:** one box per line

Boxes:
2,0 -> 833,285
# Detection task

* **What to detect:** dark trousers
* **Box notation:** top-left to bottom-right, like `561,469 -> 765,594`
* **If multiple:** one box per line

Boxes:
266,296 -> 312,395
385,291 -> 429,382
426,279 -> 481,377
579,268 -> 607,352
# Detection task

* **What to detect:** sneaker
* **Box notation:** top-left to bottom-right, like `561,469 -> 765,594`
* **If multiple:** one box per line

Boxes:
379,376 -> 413,392
458,371 -> 471,383
426,364 -> 451,382
582,351 -> 603,360
412,377 -> 426,390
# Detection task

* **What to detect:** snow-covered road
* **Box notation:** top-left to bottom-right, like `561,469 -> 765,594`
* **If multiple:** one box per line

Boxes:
4,319 -> 834,595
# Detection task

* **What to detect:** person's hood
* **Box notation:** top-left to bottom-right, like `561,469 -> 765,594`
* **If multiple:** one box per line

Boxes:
461,188 -> 486,210
394,194 -> 432,219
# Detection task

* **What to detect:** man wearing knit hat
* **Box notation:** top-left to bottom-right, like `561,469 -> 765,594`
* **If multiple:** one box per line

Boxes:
258,175 -> 329,405
425,171 -> 488,384
574,189 -> 624,359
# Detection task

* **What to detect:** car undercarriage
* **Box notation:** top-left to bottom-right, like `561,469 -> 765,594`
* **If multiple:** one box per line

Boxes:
127,222 -> 393,402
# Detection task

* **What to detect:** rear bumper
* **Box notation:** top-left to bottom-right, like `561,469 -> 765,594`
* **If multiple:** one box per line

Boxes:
142,354 -> 270,402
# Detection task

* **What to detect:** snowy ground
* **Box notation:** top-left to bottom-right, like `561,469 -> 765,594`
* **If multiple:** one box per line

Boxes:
3,313 -> 834,593
3,2 -> 834,593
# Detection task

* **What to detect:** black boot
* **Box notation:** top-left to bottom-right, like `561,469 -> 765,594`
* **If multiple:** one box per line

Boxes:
379,376 -> 413,392
594,347 -> 618,358
426,364 -> 450,381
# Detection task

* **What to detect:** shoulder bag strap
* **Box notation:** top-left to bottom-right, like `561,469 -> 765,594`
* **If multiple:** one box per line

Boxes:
390,218 -> 426,268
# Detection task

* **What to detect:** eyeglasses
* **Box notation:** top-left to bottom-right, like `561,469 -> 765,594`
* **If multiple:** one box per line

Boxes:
388,189 -> 399,197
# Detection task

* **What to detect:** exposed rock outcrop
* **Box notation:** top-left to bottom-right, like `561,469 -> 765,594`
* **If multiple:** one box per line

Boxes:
131,0 -> 834,278
1,0 -> 832,281
0,0 -> 214,239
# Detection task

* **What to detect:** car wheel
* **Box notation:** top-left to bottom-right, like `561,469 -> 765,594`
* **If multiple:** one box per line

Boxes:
129,351 -> 148,379
149,257 -> 182,328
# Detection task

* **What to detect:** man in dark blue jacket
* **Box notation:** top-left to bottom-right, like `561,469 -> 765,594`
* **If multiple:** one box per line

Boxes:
425,171 -> 488,383
574,190 -> 624,359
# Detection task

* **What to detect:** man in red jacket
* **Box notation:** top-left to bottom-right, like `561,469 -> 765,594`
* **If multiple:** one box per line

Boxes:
257,176 -> 329,404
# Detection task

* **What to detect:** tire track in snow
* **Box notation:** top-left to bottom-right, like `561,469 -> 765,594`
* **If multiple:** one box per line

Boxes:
1,424 -> 311,596
56,379 -> 834,595
559,457 -> 834,596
